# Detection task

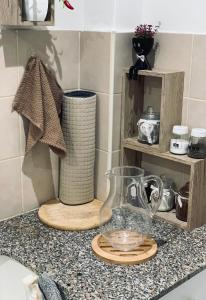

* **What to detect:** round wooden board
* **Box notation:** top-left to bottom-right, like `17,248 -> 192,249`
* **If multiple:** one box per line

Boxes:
38,199 -> 111,231
92,234 -> 157,265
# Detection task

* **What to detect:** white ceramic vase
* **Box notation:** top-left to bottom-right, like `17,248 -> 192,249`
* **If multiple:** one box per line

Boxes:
24,0 -> 49,22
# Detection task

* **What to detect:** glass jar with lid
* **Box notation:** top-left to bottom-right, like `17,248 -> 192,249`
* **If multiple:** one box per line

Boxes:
188,128 -> 206,159
176,182 -> 189,222
137,106 -> 160,145
170,126 -> 189,155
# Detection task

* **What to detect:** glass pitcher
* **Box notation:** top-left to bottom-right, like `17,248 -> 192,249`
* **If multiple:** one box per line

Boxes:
100,166 -> 163,252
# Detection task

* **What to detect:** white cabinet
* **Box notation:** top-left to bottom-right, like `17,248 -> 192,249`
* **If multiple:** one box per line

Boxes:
160,269 -> 206,300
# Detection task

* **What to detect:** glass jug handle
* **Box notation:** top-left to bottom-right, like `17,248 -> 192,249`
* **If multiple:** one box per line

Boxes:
140,175 -> 163,217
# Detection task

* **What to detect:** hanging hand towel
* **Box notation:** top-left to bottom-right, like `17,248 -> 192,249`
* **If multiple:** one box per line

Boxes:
13,56 -> 66,157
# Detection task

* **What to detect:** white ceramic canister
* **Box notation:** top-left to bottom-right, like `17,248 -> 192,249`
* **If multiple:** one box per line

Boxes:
24,0 -> 49,22
170,125 -> 189,155
188,128 -> 206,159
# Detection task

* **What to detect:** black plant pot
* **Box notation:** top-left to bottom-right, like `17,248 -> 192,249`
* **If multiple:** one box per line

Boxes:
132,37 -> 154,56
129,36 -> 155,80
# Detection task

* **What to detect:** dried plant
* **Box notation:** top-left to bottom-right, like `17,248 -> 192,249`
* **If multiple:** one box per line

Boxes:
134,24 -> 159,38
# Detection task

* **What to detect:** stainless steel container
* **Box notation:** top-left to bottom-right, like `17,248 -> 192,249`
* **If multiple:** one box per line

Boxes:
158,175 -> 175,212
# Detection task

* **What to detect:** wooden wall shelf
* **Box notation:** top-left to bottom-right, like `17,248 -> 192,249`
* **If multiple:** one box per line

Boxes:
0,0 -> 54,27
123,137 -> 201,166
122,139 -> 206,231
121,68 -> 206,231
122,68 -> 184,152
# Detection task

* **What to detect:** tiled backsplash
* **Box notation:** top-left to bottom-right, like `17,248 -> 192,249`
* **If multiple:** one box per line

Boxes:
80,32 -> 112,201
155,33 -> 206,128
0,30 -> 79,220
1,30 -> 206,220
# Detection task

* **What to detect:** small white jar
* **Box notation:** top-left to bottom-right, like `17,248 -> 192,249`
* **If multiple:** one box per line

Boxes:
188,128 -> 206,159
170,126 -> 189,155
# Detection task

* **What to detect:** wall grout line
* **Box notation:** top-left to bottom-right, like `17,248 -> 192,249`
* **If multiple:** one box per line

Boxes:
16,29 -> 20,84
95,149 -> 120,154
187,34 -> 194,100
79,89 -> 112,95
78,31 -> 81,89
107,33 -> 116,172
184,96 -> 206,102
0,207 -> 37,222
0,96 -> 16,100
19,157 -> 24,213
0,155 -> 21,163
112,150 -> 121,154
16,29 -> 24,213
186,99 -> 189,128
95,148 -> 109,154
19,122 -> 24,213
113,92 -> 122,95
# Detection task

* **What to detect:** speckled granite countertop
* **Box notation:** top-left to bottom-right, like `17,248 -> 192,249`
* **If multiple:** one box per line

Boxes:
0,211 -> 205,300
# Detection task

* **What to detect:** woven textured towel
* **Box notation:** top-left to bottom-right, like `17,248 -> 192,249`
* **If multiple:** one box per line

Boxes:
13,56 -> 66,157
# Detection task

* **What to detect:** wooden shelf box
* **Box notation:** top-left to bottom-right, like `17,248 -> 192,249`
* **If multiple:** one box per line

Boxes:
0,0 -> 54,26
122,139 -> 206,230
121,69 -> 206,231
122,68 -> 184,152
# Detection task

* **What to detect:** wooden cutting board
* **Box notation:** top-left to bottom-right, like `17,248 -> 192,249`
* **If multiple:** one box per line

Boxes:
38,199 -> 111,231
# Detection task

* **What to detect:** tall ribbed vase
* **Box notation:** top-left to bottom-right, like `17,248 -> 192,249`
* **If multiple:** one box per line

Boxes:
59,90 -> 96,205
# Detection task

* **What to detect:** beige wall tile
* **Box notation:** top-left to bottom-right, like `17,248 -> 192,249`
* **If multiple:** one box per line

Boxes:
114,33 -> 133,93
113,94 -> 122,151
95,149 -> 108,201
0,158 -> 22,220
143,77 -> 162,112
18,30 -> 79,90
96,93 -> 109,151
155,33 -> 193,97
80,32 -> 111,93
112,151 -> 120,168
0,30 -> 18,97
21,143 -> 58,212
0,97 -> 20,160
187,98 -> 206,129
190,35 -> 206,99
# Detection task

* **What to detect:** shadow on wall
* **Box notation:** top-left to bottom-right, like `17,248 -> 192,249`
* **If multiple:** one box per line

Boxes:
21,118 -> 57,206
0,29 -> 61,205
0,29 -> 63,79
22,145 -> 56,205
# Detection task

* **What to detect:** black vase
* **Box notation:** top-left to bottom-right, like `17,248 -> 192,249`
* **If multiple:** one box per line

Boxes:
132,37 -> 154,56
